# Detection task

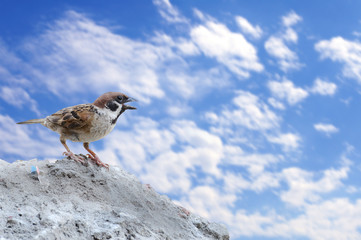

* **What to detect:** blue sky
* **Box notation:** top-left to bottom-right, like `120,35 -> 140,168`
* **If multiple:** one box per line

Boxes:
1,1 -> 361,239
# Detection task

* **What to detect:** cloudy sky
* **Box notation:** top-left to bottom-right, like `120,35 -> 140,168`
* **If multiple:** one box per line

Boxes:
1,0 -> 361,239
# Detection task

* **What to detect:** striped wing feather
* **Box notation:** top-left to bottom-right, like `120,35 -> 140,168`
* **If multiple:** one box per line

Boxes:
47,104 -> 93,130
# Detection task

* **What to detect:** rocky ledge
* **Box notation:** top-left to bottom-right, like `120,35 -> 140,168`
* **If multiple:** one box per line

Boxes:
0,158 -> 229,240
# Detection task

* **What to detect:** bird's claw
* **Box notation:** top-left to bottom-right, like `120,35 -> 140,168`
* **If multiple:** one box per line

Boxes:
62,151 -> 108,169
86,154 -> 109,169
63,151 -> 86,164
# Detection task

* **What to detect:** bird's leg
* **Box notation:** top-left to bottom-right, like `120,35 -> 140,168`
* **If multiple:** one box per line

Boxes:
83,142 -> 109,169
60,137 -> 85,164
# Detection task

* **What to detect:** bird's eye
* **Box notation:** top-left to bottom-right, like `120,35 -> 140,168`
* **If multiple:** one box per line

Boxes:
117,96 -> 123,101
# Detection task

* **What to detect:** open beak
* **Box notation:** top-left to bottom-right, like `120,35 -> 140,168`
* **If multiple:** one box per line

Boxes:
123,105 -> 136,110
125,97 -> 136,103
123,97 -> 137,110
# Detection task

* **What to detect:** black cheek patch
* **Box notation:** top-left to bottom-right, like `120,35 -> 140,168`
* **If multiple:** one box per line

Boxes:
106,101 -> 119,112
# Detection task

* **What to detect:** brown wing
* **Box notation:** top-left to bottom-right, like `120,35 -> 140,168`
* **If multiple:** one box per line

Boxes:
46,104 -> 94,130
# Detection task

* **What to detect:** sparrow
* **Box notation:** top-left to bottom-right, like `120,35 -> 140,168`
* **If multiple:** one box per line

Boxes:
17,92 -> 136,168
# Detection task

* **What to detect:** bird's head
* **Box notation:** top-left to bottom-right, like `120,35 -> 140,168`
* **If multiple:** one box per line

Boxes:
93,92 -> 137,113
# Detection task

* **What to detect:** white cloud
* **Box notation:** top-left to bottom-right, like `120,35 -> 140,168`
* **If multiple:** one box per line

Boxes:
153,0 -> 188,23
192,8 -> 206,21
224,171 -> 280,194
0,87 -> 40,115
315,37 -> 361,82
185,159 -> 354,240
212,90 -> 280,131
239,198 -> 361,240
265,11 -> 303,72
235,16 -> 263,39
280,166 -> 348,207
170,120 -> 223,177
231,210 -> 282,238
99,117 -> 224,193
10,10 -> 234,107
176,38 -> 200,55
267,78 -> 337,108
222,144 -> 357,240
282,28 -> 298,43
23,11 -> 166,104
223,146 -> 281,192
153,7 -> 264,79
180,164 -> 355,240
353,31 -> 361,37
225,198 -> 361,240
190,18 -> 263,78
267,133 -> 301,151
99,117 -> 175,170
268,79 -> 309,105
281,198 -> 361,240
265,37 -> 295,60
166,102 -> 192,117
0,114 -> 67,159
179,186 -> 236,222
164,67 -> 230,99
0,40 -> 32,87
151,32 -> 200,56
268,97 -> 285,110
314,123 -> 339,136
282,11 -> 302,27
265,36 -> 302,71
311,78 -> 337,96
223,145 -> 280,176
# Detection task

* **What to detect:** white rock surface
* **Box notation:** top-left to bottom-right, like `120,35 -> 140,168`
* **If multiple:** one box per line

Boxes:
0,158 -> 229,240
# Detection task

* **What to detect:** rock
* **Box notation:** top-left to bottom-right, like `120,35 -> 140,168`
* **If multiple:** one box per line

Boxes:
0,158 -> 229,239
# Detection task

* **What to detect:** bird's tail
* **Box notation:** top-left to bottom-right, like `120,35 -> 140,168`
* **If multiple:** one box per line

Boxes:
17,118 -> 45,124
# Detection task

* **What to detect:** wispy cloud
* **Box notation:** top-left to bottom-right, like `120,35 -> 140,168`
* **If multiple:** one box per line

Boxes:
311,78 -> 337,96
265,11 -> 303,72
314,123 -> 339,136
7,9 -> 239,108
178,155 -> 353,239
208,90 -> 280,131
154,4 -> 264,79
205,88 -> 304,153
0,87 -> 40,115
267,77 -> 337,109
26,11 -> 167,104
268,79 -> 308,105
267,133 -> 301,151
235,16 -> 263,39
0,114 -> 66,159
153,0 -> 188,23
0,40 -> 33,92
179,185 -> 236,224
223,145 -> 280,176
315,36 -> 361,83
190,16 -> 263,78
282,11 -> 302,27
280,165 -> 348,207
264,36 -> 302,71
99,117 -> 224,193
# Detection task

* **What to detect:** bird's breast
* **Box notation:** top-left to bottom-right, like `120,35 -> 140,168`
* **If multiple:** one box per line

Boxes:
86,111 -> 116,142
66,109 -> 116,143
